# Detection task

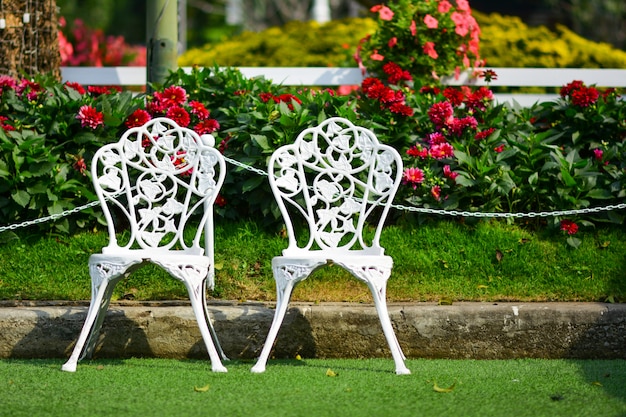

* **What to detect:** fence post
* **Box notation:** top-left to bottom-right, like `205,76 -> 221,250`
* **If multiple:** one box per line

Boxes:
146,0 -> 178,91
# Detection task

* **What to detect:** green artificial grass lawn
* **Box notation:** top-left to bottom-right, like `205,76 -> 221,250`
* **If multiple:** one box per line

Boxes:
1,358 -> 625,417
1,218 -> 625,303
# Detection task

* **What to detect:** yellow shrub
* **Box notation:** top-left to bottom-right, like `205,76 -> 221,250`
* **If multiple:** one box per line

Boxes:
475,12 -> 626,68
179,13 -> 626,69
178,18 -> 377,67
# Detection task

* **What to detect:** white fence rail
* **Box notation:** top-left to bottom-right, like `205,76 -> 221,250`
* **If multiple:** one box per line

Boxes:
60,66 -> 626,107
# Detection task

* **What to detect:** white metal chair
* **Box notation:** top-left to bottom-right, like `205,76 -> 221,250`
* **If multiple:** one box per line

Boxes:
251,117 -> 410,375
62,117 -> 228,373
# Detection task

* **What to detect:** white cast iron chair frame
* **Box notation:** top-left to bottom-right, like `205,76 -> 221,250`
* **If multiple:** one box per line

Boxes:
62,117 -> 228,373
251,117 -> 410,375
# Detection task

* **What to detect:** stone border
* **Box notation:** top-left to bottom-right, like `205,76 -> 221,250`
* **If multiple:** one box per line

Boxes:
1,302 -> 624,360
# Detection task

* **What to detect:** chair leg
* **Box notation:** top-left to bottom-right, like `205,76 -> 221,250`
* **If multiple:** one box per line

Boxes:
202,296 -> 229,362
251,279 -> 295,374
184,278 -> 228,373
342,260 -> 411,375
61,264 -> 127,372
367,282 -> 411,375
251,259 -> 326,373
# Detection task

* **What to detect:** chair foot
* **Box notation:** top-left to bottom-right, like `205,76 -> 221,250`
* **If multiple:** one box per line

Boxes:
212,364 -> 228,373
61,362 -> 77,373
250,363 -> 266,374
395,366 -> 411,375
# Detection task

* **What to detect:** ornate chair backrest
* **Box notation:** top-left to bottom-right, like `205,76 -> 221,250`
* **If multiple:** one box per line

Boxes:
268,117 -> 403,257
91,117 -> 225,257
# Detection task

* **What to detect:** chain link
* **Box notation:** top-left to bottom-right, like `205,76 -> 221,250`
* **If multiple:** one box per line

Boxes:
2,157 -> 625,233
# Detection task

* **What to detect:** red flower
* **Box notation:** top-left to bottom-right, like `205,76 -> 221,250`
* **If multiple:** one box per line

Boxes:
193,119 -> 220,135
474,127 -> 495,140
560,219 -> 578,235
215,194 -> 227,208
593,148 -> 603,161
166,106 -> 191,127
189,100 -> 210,120
259,92 -> 275,103
0,116 -> 14,131
125,109 -> 151,129
406,146 -> 428,159
560,80 -> 585,98
449,116 -> 478,137
494,144 -> 505,153
402,167 -> 425,189
76,105 -> 104,129
571,86 -> 599,108
389,102 -> 414,116
465,86 -> 494,111
443,87 -> 465,106
428,102 -> 454,128
159,85 -> 187,107
387,37 -> 397,48
73,157 -> 87,175
64,82 -> 85,94
383,62 -> 412,85
87,85 -> 121,96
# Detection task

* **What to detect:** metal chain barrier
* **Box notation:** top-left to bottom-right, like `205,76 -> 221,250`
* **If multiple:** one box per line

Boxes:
2,156 -> 625,233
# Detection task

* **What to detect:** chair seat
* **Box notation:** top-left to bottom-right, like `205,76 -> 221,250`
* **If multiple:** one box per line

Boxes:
90,251 -> 211,268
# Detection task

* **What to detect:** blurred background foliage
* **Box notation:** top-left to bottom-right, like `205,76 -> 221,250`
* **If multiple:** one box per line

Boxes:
55,0 -> 626,54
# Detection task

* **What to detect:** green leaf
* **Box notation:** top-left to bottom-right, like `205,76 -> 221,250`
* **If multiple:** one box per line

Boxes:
251,135 -> 271,152
559,167 -> 577,188
11,190 -> 30,207
241,176 -> 265,193
566,236 -> 582,249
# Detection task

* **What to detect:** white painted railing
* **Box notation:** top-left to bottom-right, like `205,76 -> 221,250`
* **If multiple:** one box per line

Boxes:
60,66 -> 626,107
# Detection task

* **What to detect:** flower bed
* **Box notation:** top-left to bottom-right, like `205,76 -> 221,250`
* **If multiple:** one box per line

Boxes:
1,2 -> 625,249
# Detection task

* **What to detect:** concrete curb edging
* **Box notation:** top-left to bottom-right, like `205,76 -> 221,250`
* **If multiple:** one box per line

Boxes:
1,301 -> 624,360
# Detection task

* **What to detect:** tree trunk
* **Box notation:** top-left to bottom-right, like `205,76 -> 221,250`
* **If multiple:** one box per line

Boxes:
0,0 -> 60,79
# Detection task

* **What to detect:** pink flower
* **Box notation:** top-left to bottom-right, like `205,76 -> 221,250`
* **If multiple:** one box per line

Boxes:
456,0 -> 471,11
451,12 -> 470,36
560,219 -> 579,235
370,5 -> 394,21
423,42 -> 438,59
593,148 -> 603,161
438,0 -> 453,13
424,15 -> 438,29
370,51 -> 385,61
410,20 -> 417,36
76,105 -> 104,129
443,165 -> 458,180
428,132 -> 447,146
388,37 -> 398,48
403,167 -> 425,189
429,143 -> 455,159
